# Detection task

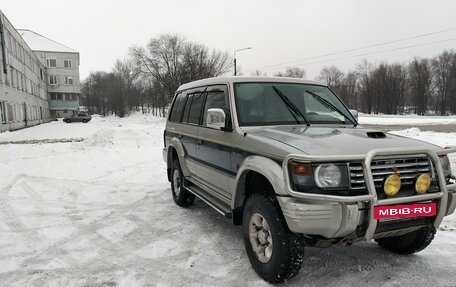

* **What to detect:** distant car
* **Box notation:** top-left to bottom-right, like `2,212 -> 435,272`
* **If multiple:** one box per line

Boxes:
63,112 -> 91,123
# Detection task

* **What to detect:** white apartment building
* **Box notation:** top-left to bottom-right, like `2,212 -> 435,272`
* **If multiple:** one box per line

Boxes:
0,10 -> 81,132
0,11 -> 51,132
18,29 -> 81,118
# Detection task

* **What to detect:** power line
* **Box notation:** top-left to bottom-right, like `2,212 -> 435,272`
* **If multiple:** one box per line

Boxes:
261,36 -> 456,70
244,27 -> 456,73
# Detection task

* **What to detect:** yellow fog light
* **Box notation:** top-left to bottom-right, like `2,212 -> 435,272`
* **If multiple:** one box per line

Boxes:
384,174 -> 401,197
415,173 -> 431,194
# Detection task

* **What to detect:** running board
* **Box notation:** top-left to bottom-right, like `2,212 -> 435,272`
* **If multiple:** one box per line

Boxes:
184,184 -> 232,218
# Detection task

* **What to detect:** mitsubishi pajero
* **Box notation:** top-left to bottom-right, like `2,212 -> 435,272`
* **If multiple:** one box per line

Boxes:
163,77 -> 456,283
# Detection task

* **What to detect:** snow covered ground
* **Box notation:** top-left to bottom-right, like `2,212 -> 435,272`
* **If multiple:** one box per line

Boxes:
359,113 -> 456,125
1,114 -> 456,286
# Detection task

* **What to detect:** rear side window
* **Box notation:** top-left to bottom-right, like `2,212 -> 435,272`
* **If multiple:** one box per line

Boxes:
170,87 -> 207,125
169,92 -> 187,122
188,93 -> 205,124
182,94 -> 193,123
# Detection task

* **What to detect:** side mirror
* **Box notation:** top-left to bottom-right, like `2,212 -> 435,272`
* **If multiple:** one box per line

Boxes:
349,109 -> 358,121
206,108 -> 226,130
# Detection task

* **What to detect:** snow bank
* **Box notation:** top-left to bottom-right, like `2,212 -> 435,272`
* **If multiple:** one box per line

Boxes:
359,113 -> 456,125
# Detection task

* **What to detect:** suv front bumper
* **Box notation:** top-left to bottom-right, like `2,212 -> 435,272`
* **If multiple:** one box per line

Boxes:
279,148 -> 456,240
278,183 -> 456,239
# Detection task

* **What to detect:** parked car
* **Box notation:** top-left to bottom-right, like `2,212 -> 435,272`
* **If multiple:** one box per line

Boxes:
162,76 -> 456,283
63,112 -> 91,123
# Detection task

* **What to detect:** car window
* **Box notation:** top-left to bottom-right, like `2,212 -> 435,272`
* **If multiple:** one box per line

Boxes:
169,92 -> 187,122
182,94 -> 193,123
188,93 -> 205,124
234,82 -> 354,126
202,90 -> 229,127
78,113 -> 85,117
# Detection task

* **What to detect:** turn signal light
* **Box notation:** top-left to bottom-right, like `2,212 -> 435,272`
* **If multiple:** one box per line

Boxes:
290,161 -> 312,176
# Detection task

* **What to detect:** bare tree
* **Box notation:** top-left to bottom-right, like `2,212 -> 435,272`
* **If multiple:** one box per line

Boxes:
130,33 -> 232,115
356,59 -> 375,114
448,53 -> 456,114
112,58 -> 140,117
315,66 -> 344,88
81,71 -> 110,115
432,50 -> 454,115
408,58 -> 432,115
369,63 -> 407,114
275,67 -> 306,78
250,70 -> 268,76
181,42 -> 231,82
339,71 -> 358,109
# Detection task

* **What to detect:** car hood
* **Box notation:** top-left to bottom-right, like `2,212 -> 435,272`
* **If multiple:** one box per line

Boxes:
247,126 -> 442,156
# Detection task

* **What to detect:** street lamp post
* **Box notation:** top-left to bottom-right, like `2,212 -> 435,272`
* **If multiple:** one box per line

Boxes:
234,47 -> 252,76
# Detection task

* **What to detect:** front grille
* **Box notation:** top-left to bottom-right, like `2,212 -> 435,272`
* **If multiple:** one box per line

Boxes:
349,156 -> 439,199
349,162 -> 365,190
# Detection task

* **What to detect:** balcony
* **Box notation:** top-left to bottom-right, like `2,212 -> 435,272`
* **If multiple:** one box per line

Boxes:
49,100 -> 78,111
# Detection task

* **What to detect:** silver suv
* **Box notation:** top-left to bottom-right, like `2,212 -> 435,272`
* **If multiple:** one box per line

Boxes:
163,76 -> 456,283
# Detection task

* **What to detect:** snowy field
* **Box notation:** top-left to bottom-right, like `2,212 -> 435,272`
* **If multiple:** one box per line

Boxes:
359,113 -> 456,126
1,114 -> 456,286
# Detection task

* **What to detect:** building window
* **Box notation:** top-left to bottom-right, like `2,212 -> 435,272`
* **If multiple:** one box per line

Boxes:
0,102 -> 6,123
46,58 -> 57,67
16,70 -> 20,90
5,31 -> 11,50
49,75 -> 58,85
64,59 -> 72,68
67,94 -> 77,101
10,66 -> 15,87
12,39 -> 16,55
7,103 -> 14,122
64,76 -> 74,85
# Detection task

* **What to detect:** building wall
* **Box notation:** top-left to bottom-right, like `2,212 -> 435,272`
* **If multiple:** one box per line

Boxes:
0,11 -> 51,132
33,50 -> 80,118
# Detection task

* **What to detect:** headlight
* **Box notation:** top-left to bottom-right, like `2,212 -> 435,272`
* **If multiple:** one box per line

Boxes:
314,164 -> 348,189
288,161 -> 349,193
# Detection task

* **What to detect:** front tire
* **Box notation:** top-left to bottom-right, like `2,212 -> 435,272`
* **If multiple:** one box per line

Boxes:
170,159 -> 195,207
376,225 -> 436,255
243,193 -> 304,283
82,119 -> 88,123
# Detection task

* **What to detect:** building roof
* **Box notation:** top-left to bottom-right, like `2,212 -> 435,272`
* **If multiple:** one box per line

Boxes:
17,29 -> 77,53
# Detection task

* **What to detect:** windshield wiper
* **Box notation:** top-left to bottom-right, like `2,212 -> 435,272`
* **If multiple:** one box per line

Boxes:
272,86 -> 309,126
305,90 -> 357,126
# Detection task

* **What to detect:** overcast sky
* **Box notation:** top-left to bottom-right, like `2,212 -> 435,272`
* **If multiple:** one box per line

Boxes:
2,0 -> 456,80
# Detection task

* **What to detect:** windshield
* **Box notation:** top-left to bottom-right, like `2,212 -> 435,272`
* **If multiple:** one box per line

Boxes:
234,82 -> 356,126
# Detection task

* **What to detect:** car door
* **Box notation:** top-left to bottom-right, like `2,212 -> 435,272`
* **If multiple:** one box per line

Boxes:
178,88 -> 206,177
195,85 -> 233,200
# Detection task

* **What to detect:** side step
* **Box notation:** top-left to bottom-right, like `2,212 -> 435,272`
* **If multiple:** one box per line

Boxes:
184,184 -> 232,219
